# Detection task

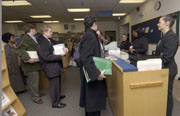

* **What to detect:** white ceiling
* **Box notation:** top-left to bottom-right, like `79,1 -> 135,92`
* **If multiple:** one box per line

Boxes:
2,0 -> 147,23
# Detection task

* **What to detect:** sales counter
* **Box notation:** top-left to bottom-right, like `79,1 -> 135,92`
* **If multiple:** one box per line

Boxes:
106,56 -> 168,116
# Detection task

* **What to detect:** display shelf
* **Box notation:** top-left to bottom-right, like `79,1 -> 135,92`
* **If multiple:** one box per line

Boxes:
1,45 -> 26,115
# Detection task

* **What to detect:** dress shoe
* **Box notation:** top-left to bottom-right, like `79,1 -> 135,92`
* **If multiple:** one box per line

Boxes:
33,99 -> 43,104
60,95 -> 66,99
52,103 -> 66,108
39,92 -> 46,97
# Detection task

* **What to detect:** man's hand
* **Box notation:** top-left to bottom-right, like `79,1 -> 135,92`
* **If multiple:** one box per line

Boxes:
97,70 -> 106,81
129,48 -> 135,53
61,48 -> 69,56
27,59 -> 36,63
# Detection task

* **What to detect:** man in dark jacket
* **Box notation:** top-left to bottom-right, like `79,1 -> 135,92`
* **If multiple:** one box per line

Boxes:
156,15 -> 179,116
36,25 -> 68,108
79,15 -> 107,116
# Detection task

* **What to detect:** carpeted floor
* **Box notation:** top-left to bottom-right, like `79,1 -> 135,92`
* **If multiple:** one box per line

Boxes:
17,67 -> 113,116
173,80 -> 180,101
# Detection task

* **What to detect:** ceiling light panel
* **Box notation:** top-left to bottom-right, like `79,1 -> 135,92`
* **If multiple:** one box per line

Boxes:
112,13 -> 126,16
43,21 -> 60,23
119,0 -> 145,3
30,15 -> 52,18
67,8 -> 90,12
4,20 -> 24,23
74,18 -> 84,21
2,0 -> 32,6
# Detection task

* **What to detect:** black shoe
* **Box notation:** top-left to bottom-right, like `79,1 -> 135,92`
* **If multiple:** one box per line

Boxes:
52,103 -> 66,108
60,95 -> 66,99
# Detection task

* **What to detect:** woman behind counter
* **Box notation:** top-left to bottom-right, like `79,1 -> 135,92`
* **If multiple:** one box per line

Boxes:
129,28 -> 148,66
119,33 -> 131,53
155,15 -> 179,116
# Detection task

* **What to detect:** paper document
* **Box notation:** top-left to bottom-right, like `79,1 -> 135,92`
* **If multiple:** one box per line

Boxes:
137,58 -> 162,71
27,51 -> 39,62
2,91 -> 10,108
83,57 -> 112,83
53,44 -> 65,55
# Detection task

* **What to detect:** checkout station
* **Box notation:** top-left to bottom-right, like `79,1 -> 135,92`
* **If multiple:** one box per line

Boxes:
105,41 -> 169,116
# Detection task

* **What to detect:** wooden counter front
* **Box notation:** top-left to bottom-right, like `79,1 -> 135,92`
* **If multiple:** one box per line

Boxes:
106,61 -> 169,116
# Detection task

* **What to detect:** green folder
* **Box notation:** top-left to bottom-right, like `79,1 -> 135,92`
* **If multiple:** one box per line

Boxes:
83,57 -> 112,83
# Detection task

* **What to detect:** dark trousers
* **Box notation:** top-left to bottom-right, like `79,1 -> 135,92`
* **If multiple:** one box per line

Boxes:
166,75 -> 175,116
85,111 -> 101,116
48,76 -> 61,106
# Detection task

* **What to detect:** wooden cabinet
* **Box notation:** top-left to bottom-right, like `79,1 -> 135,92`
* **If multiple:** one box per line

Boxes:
1,46 -> 26,116
107,61 -> 168,116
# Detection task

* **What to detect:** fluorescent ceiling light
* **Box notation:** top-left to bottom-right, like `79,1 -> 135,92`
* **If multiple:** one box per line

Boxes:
112,13 -> 126,16
67,8 -> 90,12
43,21 -> 60,23
2,0 -> 32,6
4,20 -> 24,23
119,0 -> 145,3
30,15 -> 52,18
74,18 -> 84,21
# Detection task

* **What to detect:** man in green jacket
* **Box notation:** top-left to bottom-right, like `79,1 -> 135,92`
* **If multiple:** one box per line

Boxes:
16,24 -> 43,104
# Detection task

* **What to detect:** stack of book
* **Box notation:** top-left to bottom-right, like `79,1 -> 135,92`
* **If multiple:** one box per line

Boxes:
53,44 -> 65,55
137,58 -> 162,71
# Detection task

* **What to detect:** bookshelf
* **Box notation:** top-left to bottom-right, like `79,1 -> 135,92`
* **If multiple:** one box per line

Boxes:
1,46 -> 26,115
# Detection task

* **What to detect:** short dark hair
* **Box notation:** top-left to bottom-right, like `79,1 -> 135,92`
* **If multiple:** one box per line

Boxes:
24,24 -> 35,33
2,32 -> 14,43
161,14 -> 176,28
84,15 -> 96,30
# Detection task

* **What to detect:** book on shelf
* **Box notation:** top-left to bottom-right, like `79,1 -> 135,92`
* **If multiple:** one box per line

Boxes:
53,44 -> 65,55
26,51 -> 39,62
3,105 -> 18,116
83,57 -> 112,83
2,91 -> 10,108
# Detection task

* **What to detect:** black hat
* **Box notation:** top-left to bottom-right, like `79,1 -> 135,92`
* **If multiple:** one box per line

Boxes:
2,33 -> 14,43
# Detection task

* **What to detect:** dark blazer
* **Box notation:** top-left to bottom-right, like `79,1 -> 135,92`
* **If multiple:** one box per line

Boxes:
36,35 -> 63,78
79,29 -> 107,112
132,36 -> 148,55
129,36 -> 148,66
119,40 -> 131,50
155,29 -> 179,76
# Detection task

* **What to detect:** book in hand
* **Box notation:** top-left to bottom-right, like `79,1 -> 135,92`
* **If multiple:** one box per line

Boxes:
83,57 -> 112,83
53,44 -> 65,55
2,91 -> 10,108
26,51 -> 39,62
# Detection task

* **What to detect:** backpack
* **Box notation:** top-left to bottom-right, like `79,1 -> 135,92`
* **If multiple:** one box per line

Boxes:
73,42 -> 80,67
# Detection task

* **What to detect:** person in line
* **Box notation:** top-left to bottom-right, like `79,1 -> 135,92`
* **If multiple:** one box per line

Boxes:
16,24 -> 44,104
2,33 -> 25,93
119,33 -> 131,53
129,28 -> 148,66
155,15 -> 179,116
36,25 -> 68,108
79,15 -> 107,116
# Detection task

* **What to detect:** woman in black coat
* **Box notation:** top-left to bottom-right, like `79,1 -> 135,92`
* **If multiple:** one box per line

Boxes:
79,16 -> 107,116
155,15 -> 179,116
129,28 -> 148,66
